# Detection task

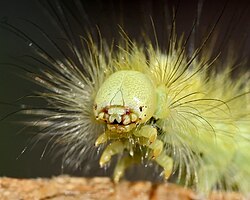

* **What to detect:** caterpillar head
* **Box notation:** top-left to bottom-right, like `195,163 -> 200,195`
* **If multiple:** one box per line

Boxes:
94,70 -> 157,133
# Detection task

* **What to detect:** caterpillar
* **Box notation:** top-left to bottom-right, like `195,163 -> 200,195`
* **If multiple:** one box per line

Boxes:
1,0 -> 250,197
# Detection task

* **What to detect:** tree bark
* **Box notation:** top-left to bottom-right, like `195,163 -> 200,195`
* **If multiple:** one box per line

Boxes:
0,176 -> 245,200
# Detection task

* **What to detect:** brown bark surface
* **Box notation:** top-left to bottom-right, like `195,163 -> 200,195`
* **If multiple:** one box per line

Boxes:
0,176 -> 245,200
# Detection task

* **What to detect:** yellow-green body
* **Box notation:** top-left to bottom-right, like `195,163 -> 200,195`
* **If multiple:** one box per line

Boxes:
91,41 -> 250,194
26,25 -> 250,195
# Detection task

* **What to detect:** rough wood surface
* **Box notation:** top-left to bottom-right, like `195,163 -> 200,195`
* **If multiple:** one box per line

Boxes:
0,176 -> 246,200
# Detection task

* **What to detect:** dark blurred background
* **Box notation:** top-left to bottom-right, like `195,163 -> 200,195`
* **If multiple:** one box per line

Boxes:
0,0 -> 249,179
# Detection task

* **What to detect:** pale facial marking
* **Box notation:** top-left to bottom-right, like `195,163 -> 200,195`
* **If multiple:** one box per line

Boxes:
96,105 -> 139,133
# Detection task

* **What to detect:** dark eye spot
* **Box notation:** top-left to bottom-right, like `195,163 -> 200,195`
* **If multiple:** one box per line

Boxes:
139,106 -> 143,112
